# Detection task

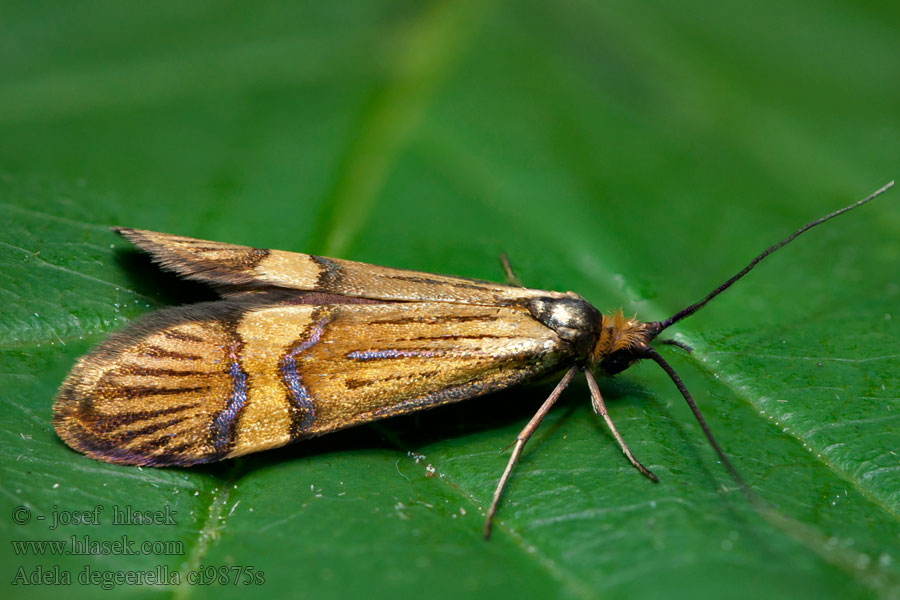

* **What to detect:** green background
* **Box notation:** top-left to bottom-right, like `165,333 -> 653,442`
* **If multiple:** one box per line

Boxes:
2,1 -> 899,598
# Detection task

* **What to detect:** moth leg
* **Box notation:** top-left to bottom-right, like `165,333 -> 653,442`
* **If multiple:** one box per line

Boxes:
499,253 -> 525,287
585,370 -> 659,482
659,338 -> 693,353
483,365 -> 577,539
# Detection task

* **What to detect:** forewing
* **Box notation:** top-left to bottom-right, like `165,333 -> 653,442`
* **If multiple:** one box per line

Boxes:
115,228 -> 560,304
54,300 -> 572,466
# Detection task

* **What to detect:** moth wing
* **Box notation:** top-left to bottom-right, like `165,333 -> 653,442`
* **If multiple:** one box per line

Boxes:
251,301 -> 574,442
53,301 -> 257,466
53,300 -> 572,466
114,228 -> 560,304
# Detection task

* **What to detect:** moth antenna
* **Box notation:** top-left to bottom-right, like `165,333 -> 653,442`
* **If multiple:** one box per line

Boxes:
658,338 -> 693,353
650,181 -> 894,334
643,347 -> 754,498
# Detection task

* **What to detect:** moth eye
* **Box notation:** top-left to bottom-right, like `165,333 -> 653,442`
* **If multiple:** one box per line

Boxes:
600,350 -> 633,375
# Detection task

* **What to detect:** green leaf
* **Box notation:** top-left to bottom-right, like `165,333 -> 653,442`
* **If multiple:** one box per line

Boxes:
2,1 -> 899,599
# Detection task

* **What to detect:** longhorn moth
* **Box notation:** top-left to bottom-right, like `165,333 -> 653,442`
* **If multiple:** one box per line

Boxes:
53,182 -> 894,538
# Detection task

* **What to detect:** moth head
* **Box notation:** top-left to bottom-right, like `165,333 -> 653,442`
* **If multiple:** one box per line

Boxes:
591,311 -> 661,374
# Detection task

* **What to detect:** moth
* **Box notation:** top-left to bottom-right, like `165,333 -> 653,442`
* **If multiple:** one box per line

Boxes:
53,182 -> 893,538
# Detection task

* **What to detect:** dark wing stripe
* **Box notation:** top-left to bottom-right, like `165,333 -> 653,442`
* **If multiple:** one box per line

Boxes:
112,385 -> 208,398
107,415 -> 191,443
344,369 -> 441,390
281,312 -> 331,438
210,348 -> 249,455
401,334 -> 505,341
311,255 -> 342,289
130,435 -> 182,456
284,292 -> 385,306
152,442 -> 196,462
176,245 -> 233,252
163,330 -> 207,343
115,366 -> 210,377
369,377 -> 496,418
85,403 -> 203,427
368,314 -> 499,326
382,274 -> 494,292
140,346 -> 203,361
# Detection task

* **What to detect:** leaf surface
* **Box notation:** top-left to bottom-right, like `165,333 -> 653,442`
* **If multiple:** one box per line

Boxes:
2,1 -> 899,598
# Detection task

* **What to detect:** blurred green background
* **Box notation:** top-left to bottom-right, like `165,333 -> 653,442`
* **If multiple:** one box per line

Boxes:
1,1 -> 899,599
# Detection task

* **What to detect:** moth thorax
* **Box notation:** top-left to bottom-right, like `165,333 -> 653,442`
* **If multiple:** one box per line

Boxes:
526,295 -> 602,360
